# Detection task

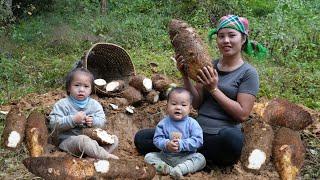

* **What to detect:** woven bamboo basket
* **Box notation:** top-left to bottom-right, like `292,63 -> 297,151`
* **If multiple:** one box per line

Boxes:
83,43 -> 136,96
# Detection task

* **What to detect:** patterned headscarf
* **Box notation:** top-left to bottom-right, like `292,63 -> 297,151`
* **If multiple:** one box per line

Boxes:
208,15 -> 267,60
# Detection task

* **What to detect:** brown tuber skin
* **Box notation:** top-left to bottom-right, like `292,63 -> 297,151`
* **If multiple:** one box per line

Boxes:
25,110 -> 48,157
145,90 -> 160,104
82,128 -> 115,146
241,118 -> 274,173
253,98 -> 313,130
168,19 -> 213,81
273,127 -> 305,180
105,80 -> 125,92
151,74 -> 172,93
1,106 -> 27,149
129,75 -> 153,94
23,156 -> 156,180
121,86 -> 143,105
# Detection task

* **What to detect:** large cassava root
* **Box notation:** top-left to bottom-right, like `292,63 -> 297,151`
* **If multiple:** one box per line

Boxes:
25,110 -> 48,157
23,156 -> 156,179
241,119 -> 274,173
272,127 -> 305,180
253,98 -> 313,130
168,19 -> 213,81
1,106 -> 26,149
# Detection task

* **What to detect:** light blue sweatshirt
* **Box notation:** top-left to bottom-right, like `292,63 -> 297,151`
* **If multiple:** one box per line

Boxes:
153,115 -> 203,153
49,96 -> 106,142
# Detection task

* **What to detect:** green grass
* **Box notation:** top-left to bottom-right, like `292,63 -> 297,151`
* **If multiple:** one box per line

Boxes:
0,1 -> 319,178
0,0 -> 319,110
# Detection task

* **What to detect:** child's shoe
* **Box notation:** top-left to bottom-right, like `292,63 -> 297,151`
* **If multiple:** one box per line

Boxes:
170,167 -> 184,179
155,163 -> 171,175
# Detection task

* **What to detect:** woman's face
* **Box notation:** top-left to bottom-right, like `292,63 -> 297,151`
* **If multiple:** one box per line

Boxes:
216,28 -> 246,57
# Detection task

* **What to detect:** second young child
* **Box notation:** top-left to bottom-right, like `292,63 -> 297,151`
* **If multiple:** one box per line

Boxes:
49,68 -> 119,159
144,87 -> 206,179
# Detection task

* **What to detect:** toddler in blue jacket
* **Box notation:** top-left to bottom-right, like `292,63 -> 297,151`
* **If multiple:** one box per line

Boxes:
144,87 -> 206,179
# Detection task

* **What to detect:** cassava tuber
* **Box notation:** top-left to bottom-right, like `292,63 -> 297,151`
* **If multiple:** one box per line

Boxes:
241,119 -> 274,173
145,90 -> 160,104
121,86 -> 143,105
253,98 -> 313,130
23,156 -> 156,179
272,127 -> 305,180
1,106 -> 26,149
106,80 -> 125,92
129,75 -> 153,93
25,110 -> 48,157
82,128 -> 115,145
168,19 -> 213,81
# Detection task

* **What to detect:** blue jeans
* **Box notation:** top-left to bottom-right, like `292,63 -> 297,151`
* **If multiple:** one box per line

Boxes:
134,127 -> 243,166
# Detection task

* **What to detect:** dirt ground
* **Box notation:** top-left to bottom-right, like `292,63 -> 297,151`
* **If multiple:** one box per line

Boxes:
0,89 -> 319,179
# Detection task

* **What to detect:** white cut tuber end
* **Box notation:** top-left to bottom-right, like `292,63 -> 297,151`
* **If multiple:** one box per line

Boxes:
94,79 -> 107,88
7,131 -> 21,148
152,94 -> 159,103
109,103 -> 118,110
247,149 -> 266,170
94,160 -> 110,173
166,83 -> 178,96
0,110 -> 9,115
94,128 -> 115,144
143,78 -> 153,92
125,106 -> 134,114
106,81 -> 120,92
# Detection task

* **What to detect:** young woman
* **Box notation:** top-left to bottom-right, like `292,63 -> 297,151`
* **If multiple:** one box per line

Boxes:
135,15 -> 266,166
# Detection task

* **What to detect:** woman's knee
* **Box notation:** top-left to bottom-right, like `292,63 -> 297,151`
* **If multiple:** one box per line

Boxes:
134,129 -> 154,143
220,128 -> 243,151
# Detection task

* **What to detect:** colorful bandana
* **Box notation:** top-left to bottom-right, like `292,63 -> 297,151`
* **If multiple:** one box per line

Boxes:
208,15 -> 268,60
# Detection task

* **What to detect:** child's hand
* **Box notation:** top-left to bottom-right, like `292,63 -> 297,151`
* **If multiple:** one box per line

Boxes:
85,116 -> 93,127
166,139 -> 179,152
73,111 -> 86,124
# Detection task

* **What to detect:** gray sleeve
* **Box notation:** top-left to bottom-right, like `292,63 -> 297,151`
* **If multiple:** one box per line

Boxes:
49,100 -> 76,132
238,67 -> 259,96
90,100 -> 106,128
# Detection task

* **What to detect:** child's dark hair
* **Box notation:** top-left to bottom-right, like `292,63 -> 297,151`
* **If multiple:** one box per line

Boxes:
167,87 -> 193,103
65,68 -> 94,95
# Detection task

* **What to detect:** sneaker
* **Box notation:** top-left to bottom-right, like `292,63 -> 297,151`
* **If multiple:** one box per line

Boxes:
155,163 -> 171,175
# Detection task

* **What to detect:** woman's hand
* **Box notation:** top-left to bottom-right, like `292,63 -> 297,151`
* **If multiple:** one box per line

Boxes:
175,54 -> 188,76
196,66 -> 218,91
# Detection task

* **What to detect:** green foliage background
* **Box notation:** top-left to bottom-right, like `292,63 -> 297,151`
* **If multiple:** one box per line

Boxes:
0,0 -> 319,109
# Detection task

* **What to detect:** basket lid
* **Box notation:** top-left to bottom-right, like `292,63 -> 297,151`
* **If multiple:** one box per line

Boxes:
83,43 -> 135,83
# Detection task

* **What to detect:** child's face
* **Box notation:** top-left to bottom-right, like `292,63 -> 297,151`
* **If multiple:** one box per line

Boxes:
69,72 -> 92,100
167,91 -> 191,121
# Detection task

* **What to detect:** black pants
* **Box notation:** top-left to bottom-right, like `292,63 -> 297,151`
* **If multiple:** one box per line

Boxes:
134,127 -> 243,166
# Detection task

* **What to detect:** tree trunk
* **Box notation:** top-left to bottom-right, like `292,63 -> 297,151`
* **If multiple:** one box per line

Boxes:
100,0 -> 107,14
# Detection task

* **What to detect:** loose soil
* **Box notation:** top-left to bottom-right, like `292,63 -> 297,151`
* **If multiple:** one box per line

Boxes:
0,89 -> 319,179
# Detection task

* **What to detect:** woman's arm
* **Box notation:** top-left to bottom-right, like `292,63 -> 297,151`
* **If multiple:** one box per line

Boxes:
176,54 -> 204,108
211,90 -> 255,122
197,66 -> 256,122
